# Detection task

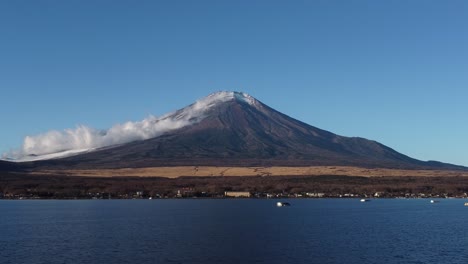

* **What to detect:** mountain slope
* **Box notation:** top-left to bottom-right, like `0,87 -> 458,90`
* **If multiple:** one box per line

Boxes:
26,91 -> 464,170
0,160 -> 25,172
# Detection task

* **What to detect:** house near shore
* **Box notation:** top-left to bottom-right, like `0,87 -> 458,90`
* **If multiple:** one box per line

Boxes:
306,192 -> 325,198
225,191 -> 251,198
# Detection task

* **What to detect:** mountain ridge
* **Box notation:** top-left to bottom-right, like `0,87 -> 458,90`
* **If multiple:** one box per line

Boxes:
8,91 -> 464,171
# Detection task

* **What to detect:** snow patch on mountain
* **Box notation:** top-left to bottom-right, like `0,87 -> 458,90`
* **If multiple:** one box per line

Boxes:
1,91 -> 257,162
193,91 -> 257,109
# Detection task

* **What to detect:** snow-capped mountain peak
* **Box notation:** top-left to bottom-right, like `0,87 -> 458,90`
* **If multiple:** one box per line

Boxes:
192,91 -> 257,109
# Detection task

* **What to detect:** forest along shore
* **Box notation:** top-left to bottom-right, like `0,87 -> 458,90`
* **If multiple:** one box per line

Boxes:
2,171 -> 468,199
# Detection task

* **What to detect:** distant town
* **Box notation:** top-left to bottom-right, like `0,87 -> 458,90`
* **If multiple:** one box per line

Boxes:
2,189 -> 468,200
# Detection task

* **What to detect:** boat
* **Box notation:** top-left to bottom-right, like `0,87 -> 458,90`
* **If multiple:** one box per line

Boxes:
464,202 -> 468,206
430,200 -> 439,203
360,199 -> 370,202
276,202 -> 291,207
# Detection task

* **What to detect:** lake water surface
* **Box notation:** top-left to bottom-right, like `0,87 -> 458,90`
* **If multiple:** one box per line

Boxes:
1,199 -> 468,264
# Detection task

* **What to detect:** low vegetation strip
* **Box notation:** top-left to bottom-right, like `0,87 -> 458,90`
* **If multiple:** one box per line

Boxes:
33,166 -> 468,178
2,172 -> 468,199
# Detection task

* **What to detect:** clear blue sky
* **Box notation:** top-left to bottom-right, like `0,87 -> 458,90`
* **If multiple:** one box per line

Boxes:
1,0 -> 467,165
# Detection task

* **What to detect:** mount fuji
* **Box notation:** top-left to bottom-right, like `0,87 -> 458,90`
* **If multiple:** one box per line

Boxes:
3,91 -> 463,171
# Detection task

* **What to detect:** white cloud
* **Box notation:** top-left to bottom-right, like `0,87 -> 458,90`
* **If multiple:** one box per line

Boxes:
2,91 -> 255,161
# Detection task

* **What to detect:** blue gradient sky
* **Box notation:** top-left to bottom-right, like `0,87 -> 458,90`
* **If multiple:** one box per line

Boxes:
1,0 -> 467,165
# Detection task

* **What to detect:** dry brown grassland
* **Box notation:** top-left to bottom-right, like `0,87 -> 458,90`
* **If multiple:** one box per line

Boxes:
33,166 -> 468,178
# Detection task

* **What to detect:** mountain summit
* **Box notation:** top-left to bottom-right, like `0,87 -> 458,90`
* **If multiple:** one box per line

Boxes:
22,91 -> 462,170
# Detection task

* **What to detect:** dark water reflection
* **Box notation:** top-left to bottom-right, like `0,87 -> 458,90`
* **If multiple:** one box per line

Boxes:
1,199 -> 468,264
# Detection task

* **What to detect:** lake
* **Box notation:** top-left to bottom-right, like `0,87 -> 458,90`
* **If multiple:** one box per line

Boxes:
1,199 -> 468,264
